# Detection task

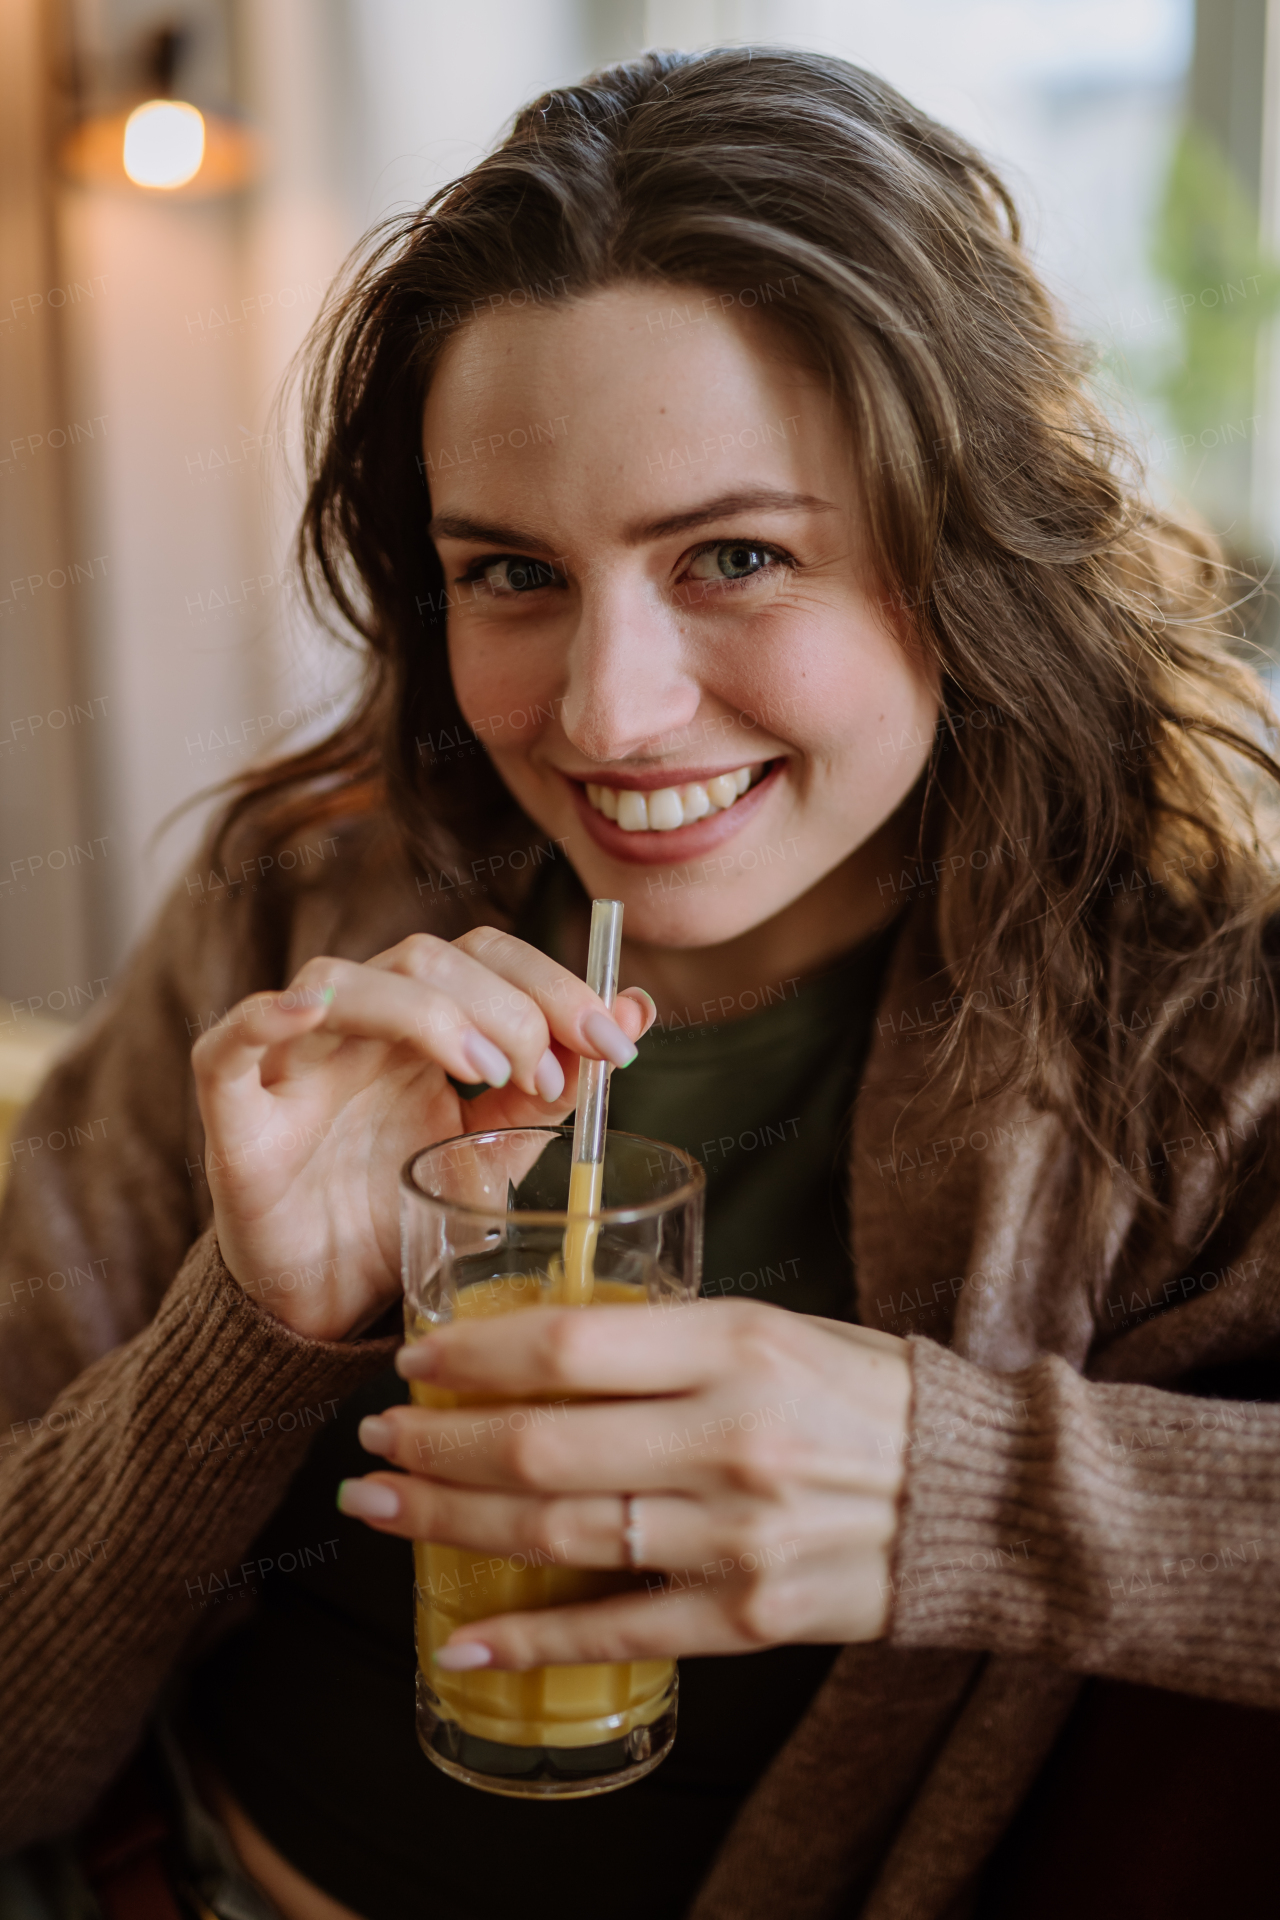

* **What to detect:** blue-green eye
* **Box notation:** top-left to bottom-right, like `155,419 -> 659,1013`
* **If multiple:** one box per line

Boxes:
460,556 -> 563,596
685,541 -> 784,583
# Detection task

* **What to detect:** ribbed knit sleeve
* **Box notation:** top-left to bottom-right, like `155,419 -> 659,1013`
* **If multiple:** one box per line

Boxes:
887,1336 -> 1280,1707
0,1226 -> 396,1851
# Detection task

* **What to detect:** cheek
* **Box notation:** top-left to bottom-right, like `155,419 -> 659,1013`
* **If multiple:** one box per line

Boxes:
848,641 -> 939,765
446,631 -> 560,751
763,620 -> 939,786
446,631 -> 497,730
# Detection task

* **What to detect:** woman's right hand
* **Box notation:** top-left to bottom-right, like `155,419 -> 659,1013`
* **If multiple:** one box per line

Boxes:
191,928 -> 653,1343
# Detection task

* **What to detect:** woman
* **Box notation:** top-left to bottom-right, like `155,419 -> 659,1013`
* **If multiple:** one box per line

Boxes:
3,44 -> 1280,1920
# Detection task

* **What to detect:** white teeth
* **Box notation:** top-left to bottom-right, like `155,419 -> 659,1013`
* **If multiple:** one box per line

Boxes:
584,764 -> 764,832
615,789 -> 650,832
647,788 -> 685,832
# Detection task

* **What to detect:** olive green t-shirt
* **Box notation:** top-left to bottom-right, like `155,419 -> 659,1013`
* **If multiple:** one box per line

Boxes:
520,858 -> 901,1324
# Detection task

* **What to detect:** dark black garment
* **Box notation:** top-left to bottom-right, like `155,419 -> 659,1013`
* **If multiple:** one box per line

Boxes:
976,1678 -> 1280,1919
192,1369 -> 847,1920
192,901 -> 900,1919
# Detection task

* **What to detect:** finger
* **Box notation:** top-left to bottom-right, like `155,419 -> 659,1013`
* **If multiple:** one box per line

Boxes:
191,985 -> 336,1145
295,943 -> 545,1095
356,1394 -> 765,1497
430,1582 -> 772,1671
466,1045 -> 579,1130
464,987 -> 658,1132
338,1471 -> 892,1578
279,952 -> 554,1095
370,934 -> 654,1053
369,935 -> 557,1091
191,984 -> 332,1082
365,935 -> 653,1097
395,1297 -> 765,1400
615,987 -> 657,1041
449,927 -> 640,1067
337,1473 -> 633,1563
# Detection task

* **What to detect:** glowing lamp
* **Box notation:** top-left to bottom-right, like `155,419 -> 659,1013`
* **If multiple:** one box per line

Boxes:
61,101 -> 261,196
122,100 -> 206,188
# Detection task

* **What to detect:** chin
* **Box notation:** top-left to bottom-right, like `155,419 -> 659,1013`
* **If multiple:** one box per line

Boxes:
592,873 -> 804,950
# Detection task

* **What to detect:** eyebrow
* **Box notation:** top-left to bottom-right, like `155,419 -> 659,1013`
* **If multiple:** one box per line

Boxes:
427,489 -> 835,552
428,513 -> 558,553
634,489 -> 835,541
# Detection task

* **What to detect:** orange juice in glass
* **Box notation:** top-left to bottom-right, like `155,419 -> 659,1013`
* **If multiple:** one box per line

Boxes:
400,1128 -> 704,1798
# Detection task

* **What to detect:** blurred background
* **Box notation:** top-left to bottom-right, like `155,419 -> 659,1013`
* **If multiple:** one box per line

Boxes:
2,0 -> 1278,1127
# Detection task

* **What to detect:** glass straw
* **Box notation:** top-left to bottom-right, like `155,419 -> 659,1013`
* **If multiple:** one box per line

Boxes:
561,898 -> 624,1305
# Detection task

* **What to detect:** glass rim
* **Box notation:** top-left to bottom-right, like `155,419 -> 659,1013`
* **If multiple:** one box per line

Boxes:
401,1125 -> 705,1227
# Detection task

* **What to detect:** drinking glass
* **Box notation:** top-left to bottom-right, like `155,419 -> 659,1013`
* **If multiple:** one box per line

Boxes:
401,1125 -> 705,1798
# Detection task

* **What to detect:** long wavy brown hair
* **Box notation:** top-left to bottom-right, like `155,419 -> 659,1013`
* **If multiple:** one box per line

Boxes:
215,46 -> 1280,1273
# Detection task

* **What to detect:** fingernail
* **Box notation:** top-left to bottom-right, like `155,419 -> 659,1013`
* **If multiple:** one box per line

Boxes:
461,1029 -> 512,1087
583,1011 -> 638,1068
619,987 -> 657,1034
337,1478 -> 399,1520
358,1414 -> 394,1455
396,1340 -> 438,1380
435,1641 -> 492,1671
534,1048 -> 565,1102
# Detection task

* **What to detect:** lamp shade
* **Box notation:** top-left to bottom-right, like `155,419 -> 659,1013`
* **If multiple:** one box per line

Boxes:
61,100 -> 262,196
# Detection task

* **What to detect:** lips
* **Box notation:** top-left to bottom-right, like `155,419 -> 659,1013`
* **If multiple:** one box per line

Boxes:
563,760 -> 785,865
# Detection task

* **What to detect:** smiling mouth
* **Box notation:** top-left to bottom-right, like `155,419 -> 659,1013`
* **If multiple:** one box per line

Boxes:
583,762 -> 769,833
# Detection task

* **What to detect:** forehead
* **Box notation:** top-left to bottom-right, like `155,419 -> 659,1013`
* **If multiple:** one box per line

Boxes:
420,285 -> 843,524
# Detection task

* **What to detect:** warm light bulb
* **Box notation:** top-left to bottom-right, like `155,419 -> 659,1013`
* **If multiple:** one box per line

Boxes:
122,100 -> 206,188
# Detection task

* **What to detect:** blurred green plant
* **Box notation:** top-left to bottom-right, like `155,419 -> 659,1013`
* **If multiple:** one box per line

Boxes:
1148,122 -> 1280,440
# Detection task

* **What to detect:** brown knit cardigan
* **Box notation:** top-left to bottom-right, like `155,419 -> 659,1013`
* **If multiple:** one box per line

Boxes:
2,812 -> 1279,1918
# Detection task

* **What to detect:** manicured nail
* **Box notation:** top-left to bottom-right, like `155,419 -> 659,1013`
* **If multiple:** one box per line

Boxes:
619,987 -> 657,1034
435,1641 -> 492,1671
358,1414 -> 394,1455
279,986 -> 325,1012
583,1011 -> 638,1068
534,1048 -> 565,1102
461,1029 -> 512,1087
396,1340 -> 438,1380
338,1478 -> 399,1520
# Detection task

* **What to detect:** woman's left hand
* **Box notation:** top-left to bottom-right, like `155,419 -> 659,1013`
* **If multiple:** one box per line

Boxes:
341,1301 -> 913,1668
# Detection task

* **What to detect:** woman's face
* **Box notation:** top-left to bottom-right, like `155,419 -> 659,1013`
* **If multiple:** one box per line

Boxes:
425,284 -> 939,948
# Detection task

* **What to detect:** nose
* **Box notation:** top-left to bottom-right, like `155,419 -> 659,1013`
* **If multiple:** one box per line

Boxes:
559,569 -> 701,764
